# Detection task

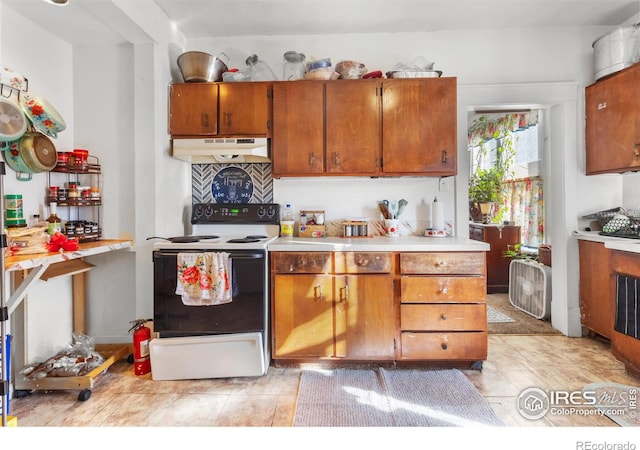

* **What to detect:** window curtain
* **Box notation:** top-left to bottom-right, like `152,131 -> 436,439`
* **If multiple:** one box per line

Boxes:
501,176 -> 544,247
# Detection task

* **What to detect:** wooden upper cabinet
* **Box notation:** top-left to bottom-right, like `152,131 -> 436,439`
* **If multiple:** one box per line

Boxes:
218,82 -> 272,137
381,78 -> 457,176
272,78 -> 458,177
169,83 -> 218,136
586,63 -> 640,175
272,81 -> 325,176
325,80 -> 381,175
168,82 -> 272,138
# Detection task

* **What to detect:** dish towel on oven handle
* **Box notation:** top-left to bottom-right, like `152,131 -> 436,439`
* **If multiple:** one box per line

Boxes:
175,252 -> 233,306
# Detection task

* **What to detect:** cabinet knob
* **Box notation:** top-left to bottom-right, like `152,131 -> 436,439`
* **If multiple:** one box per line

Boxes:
333,152 -> 340,166
436,261 -> 447,267
440,313 -> 447,320
440,287 -> 448,294
441,343 -> 448,350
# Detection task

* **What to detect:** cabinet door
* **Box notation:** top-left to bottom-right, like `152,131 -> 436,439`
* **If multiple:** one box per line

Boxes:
272,81 -> 325,176
168,83 -> 218,136
586,64 -> 640,174
272,274 -> 334,357
381,78 -> 457,175
334,274 -> 395,359
325,80 -> 381,175
579,240 -> 612,338
218,82 -> 272,136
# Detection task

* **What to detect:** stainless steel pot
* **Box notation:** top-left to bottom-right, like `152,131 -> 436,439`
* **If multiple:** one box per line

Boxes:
593,23 -> 640,80
177,51 -> 229,82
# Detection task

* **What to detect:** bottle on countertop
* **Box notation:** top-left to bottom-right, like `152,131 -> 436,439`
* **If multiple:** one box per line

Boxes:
46,202 -> 63,236
283,203 -> 293,221
281,203 -> 294,237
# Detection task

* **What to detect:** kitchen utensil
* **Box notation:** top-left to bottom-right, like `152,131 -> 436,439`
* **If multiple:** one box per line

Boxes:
177,51 -> 229,82
1,131 -> 57,180
20,94 -> 66,139
0,97 -> 27,142
397,199 -> 408,217
18,131 -> 57,172
386,70 -> 442,78
389,200 -> 399,219
378,200 -> 391,219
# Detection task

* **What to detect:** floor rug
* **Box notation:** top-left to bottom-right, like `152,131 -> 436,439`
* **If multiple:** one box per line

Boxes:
293,367 -> 505,427
582,382 -> 640,427
487,305 -> 516,323
487,293 -> 562,335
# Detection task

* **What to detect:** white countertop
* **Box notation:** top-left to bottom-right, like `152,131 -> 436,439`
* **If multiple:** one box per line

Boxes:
268,235 -> 490,252
573,230 -> 640,254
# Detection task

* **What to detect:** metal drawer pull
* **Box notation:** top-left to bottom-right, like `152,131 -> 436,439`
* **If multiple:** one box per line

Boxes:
436,261 -> 447,267
440,287 -> 448,294
440,314 -> 447,320
598,102 -> 607,110
309,152 -> 317,167
634,144 -> 639,158
340,285 -> 349,303
314,285 -> 323,300
202,113 -> 209,127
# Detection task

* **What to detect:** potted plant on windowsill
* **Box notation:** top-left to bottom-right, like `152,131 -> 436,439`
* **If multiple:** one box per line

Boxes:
469,167 -> 502,223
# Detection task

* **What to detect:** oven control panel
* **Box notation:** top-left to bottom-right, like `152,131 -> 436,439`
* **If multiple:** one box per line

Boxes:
191,202 -> 280,224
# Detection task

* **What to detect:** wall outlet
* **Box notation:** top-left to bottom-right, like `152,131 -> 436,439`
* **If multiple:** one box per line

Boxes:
439,177 -> 450,192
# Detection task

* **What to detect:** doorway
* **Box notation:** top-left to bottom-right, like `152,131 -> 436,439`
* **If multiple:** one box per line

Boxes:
456,82 -> 582,337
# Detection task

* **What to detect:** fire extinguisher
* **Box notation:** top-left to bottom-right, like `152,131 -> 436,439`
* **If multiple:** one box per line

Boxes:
129,319 -> 152,376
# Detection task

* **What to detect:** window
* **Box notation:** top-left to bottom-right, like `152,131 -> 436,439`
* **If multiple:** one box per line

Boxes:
468,111 -> 544,248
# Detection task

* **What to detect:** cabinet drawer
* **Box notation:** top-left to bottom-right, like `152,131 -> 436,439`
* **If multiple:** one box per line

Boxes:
401,276 -> 485,303
401,304 -> 486,331
400,332 -> 487,360
271,252 -> 332,273
334,252 -> 392,274
400,252 -> 485,275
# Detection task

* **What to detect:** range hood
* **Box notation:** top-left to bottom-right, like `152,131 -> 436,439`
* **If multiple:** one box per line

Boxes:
171,137 -> 270,163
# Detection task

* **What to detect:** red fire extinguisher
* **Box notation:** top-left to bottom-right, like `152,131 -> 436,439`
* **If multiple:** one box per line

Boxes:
129,319 -> 152,376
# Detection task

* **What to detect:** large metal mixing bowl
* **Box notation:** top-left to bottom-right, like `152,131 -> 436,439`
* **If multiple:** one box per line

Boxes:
177,51 -> 228,82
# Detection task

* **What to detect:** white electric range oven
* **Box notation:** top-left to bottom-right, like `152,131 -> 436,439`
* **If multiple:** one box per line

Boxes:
149,203 -> 280,380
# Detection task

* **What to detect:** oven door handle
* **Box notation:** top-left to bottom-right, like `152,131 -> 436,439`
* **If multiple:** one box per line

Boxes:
229,253 -> 265,260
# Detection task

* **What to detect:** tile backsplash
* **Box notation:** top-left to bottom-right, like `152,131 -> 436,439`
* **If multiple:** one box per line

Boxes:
192,163 -> 273,203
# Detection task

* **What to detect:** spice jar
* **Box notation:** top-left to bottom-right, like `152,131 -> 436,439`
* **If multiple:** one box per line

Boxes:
48,186 -> 59,201
90,187 -> 101,200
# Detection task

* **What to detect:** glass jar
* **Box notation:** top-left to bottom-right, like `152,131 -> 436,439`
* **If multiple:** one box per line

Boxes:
283,51 -> 306,81
246,54 -> 278,81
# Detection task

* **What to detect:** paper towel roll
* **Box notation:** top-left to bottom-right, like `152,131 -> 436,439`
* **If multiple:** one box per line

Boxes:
432,197 -> 444,231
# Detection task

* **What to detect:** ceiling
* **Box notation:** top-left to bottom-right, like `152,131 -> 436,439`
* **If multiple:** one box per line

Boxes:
1,0 -> 639,45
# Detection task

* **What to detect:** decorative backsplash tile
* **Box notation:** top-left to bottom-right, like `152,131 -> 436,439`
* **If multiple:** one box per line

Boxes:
192,163 -> 273,204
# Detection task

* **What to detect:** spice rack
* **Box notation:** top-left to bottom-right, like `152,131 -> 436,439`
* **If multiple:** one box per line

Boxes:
46,155 -> 102,242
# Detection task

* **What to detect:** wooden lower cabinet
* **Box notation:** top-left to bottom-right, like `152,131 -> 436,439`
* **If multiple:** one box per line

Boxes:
271,252 -> 395,360
271,250 -> 488,367
578,240 -> 613,338
469,224 -> 521,293
398,252 -> 487,365
610,250 -> 640,377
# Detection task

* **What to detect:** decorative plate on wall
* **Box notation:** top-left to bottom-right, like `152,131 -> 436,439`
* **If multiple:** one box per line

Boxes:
211,166 -> 254,203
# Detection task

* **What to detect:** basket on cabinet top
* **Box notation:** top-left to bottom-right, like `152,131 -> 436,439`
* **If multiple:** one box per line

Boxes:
583,207 -> 640,238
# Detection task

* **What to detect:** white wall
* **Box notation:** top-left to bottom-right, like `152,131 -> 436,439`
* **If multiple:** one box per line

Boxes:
1,5 -> 77,362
